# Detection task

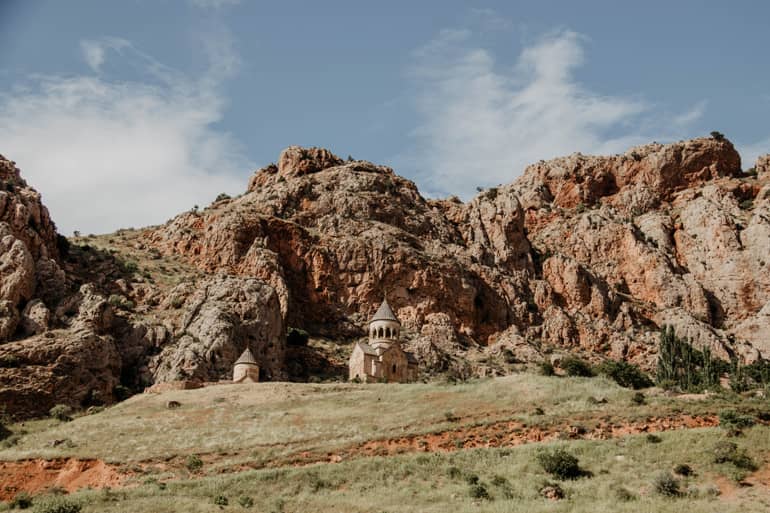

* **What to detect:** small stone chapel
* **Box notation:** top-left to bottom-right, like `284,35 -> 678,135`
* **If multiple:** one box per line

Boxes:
348,297 -> 418,383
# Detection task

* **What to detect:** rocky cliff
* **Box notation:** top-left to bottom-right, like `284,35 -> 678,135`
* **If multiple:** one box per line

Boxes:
1,137 -> 769,418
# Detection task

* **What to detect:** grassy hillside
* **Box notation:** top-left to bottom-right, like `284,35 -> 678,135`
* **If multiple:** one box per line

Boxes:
2,374 -> 769,512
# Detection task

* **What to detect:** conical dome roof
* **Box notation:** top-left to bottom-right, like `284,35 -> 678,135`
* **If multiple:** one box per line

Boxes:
369,297 -> 400,324
234,347 -> 258,365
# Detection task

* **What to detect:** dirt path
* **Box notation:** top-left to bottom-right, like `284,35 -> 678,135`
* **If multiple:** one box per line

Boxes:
0,413 -> 725,499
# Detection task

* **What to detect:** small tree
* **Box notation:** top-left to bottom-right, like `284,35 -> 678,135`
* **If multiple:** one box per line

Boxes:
561,357 -> 594,377
536,448 -> 584,480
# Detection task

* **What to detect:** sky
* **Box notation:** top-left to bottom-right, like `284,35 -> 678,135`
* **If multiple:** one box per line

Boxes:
1,0 -> 769,234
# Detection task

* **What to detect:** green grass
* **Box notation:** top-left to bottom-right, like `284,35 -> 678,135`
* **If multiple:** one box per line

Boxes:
12,426 -> 770,512
1,374 -> 769,511
1,374 -> 750,467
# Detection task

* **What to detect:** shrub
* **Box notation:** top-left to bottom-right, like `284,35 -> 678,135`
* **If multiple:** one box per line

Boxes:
561,357 -> 594,377
468,482 -> 490,500
712,440 -> 757,470
215,193 -> 231,202
536,448 -> 584,480
739,199 -> 754,210
710,131 -> 725,141
646,434 -> 662,444
122,261 -> 139,274
596,360 -> 653,389
287,327 -> 310,346
539,361 -> 555,376
113,385 -> 133,401
185,454 -> 203,472
653,471 -> 681,497
0,421 -> 11,441
213,495 -> 228,506
447,466 -> 462,479
719,410 -> 755,433
49,404 -> 72,422
465,473 -> 480,485
673,463 -> 694,476
31,497 -> 81,513
238,496 -> 254,508
10,492 -> 33,509
630,392 -> 646,405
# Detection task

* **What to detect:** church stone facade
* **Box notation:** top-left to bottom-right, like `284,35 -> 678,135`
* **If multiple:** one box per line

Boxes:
348,298 -> 418,383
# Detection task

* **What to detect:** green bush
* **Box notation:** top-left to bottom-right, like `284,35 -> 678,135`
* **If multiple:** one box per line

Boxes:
0,422 -> 11,441
287,327 -> 310,346
739,199 -> 754,210
447,466 -> 462,479
596,360 -> 653,389
539,361 -> 555,376
215,193 -> 231,202
630,392 -> 646,405
31,497 -> 81,513
10,492 -> 33,509
673,463 -> 694,476
719,410 -> 755,433
238,496 -> 254,508
653,471 -> 681,497
49,404 -> 72,422
712,441 -> 757,470
646,434 -> 662,444
710,131 -> 725,141
468,482 -> 490,500
561,357 -> 594,377
185,454 -> 203,472
213,495 -> 228,506
536,448 -> 584,480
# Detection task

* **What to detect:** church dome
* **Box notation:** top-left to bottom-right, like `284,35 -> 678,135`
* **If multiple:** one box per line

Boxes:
369,298 -> 400,325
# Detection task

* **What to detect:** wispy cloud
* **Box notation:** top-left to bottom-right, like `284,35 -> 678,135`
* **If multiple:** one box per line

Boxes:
737,139 -> 770,169
673,100 -> 707,127
80,38 -> 130,72
188,0 -> 240,8
0,33 -> 250,235
405,29 -> 696,198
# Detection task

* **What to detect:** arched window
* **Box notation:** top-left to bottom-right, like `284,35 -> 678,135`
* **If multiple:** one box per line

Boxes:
392,328 -> 397,339
392,364 -> 397,373
378,327 -> 383,338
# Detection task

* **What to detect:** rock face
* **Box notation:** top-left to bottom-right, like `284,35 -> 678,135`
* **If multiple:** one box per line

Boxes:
0,156 -> 64,342
2,135 -> 770,417
149,275 -> 285,382
148,136 -> 770,371
150,147 -> 533,342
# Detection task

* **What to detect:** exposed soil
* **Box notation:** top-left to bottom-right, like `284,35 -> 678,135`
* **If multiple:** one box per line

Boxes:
260,414 -> 719,468
0,459 -> 124,501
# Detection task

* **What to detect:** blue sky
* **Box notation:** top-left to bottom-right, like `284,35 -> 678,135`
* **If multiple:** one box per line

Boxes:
1,0 -> 769,234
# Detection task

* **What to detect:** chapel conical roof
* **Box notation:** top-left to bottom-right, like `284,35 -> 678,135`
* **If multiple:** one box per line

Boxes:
369,297 -> 400,324
234,347 -> 258,365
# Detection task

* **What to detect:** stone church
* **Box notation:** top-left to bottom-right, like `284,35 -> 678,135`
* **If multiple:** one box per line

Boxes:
348,297 -> 418,383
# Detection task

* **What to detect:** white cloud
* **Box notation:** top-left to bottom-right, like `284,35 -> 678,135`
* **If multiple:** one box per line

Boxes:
737,139 -> 770,169
673,100 -> 707,127
406,29 -> 669,198
188,0 -> 240,8
80,38 -> 130,72
0,35 -> 251,235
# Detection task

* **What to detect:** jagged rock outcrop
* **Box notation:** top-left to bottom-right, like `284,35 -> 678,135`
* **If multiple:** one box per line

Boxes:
150,147 -> 532,342
756,154 -> 770,178
2,135 -> 770,418
0,156 -> 65,342
149,275 -> 285,382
